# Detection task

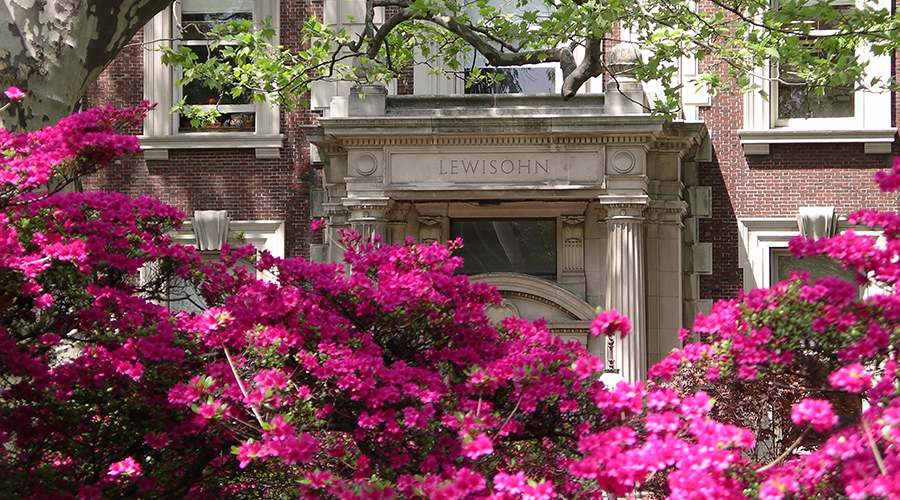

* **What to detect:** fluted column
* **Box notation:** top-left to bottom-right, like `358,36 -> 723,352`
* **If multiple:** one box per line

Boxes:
347,203 -> 389,241
603,201 -> 648,381
344,177 -> 389,242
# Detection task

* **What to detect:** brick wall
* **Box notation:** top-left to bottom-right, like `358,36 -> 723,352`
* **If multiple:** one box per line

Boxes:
81,0 -> 900,295
698,69 -> 899,302
82,0 -> 322,259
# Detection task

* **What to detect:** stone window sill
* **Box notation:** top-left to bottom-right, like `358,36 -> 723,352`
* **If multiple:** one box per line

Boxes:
738,128 -> 896,155
139,134 -> 284,160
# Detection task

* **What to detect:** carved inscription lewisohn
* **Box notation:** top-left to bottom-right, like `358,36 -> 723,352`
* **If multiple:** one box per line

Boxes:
387,151 -> 602,187
439,158 -> 550,175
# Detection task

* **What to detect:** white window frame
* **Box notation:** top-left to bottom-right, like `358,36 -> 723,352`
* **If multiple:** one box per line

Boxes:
173,0 -> 257,133
172,219 -> 286,260
415,44 -> 604,96
771,0 -> 858,128
173,219 -> 285,282
140,220 -> 284,311
738,218 -> 880,293
141,0 -> 283,160
739,0 -> 895,155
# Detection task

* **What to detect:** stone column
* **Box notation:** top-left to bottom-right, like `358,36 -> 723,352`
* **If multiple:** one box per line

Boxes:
346,202 -> 390,241
344,177 -> 390,241
601,200 -> 648,382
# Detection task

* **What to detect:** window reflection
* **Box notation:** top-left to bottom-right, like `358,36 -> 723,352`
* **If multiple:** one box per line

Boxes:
450,219 -> 557,277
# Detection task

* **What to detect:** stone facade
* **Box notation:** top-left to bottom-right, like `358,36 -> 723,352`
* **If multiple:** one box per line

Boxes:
82,0 -> 899,380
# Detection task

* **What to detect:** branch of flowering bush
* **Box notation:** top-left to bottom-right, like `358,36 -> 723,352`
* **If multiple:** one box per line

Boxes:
861,412 -> 888,476
0,86 -> 25,114
755,427 -> 809,474
0,101 -> 150,207
223,345 -> 266,428
9,104 -> 900,499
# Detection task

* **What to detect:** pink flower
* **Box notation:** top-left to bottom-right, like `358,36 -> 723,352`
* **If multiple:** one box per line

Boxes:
791,399 -> 838,433
144,432 -> 170,450
829,363 -> 872,394
4,86 -> 25,100
306,469 -> 332,488
107,457 -> 141,478
462,433 -> 493,459
33,293 -> 53,309
590,310 -> 631,338
197,401 -> 222,419
494,471 -> 527,494
311,218 -> 326,233
236,440 -> 264,468
758,474 -> 799,500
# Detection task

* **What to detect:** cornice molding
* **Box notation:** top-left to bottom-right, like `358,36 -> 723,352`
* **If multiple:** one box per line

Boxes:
330,134 -> 658,149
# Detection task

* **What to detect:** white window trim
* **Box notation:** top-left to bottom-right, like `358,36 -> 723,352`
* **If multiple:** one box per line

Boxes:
738,217 -> 880,292
172,220 -> 285,258
738,0 -> 896,155
141,2 -> 283,160
139,220 -> 284,310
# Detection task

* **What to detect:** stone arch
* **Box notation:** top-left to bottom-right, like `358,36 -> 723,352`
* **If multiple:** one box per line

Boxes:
472,273 -> 596,345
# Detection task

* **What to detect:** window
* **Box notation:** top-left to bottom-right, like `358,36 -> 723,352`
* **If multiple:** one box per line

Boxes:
162,219 -> 285,312
464,67 -> 557,94
141,0 -> 282,159
776,76 -> 854,120
770,249 -> 858,287
176,0 -> 256,132
773,2 -> 854,124
739,0 -> 894,155
739,218 -> 878,293
450,219 -> 557,277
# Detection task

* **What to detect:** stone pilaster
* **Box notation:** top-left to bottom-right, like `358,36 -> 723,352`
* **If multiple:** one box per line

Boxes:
561,215 -> 587,297
600,199 -> 649,381
646,200 -> 688,369
418,215 -> 445,245
322,203 -> 349,263
386,203 -> 410,245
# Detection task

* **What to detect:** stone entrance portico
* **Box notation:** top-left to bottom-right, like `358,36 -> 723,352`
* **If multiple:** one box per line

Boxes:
306,89 -> 708,381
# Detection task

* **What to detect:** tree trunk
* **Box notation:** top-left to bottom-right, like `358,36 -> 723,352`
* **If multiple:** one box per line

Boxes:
0,0 -> 174,130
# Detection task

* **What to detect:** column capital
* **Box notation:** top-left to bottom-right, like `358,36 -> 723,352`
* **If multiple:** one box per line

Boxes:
598,195 -> 650,220
562,214 -> 586,225
646,200 -> 688,224
344,197 -> 391,241
323,202 -> 350,218
597,194 -> 650,207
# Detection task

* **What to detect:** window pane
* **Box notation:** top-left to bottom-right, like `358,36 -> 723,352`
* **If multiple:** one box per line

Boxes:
465,67 -> 556,94
182,0 -> 253,14
178,111 -> 255,132
777,80 -> 854,119
180,0 -> 252,39
450,219 -> 557,277
771,250 -> 858,286
776,5 -> 855,120
177,1 -> 256,132
181,48 -> 253,106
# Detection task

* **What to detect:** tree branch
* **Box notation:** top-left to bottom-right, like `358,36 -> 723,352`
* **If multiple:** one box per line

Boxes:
561,37 -> 603,99
426,14 -> 567,66
365,8 -> 425,59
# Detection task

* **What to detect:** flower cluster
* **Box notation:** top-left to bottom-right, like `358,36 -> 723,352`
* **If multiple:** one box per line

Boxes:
6,105 -> 900,500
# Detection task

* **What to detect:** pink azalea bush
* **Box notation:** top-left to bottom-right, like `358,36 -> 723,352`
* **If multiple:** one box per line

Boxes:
3,102 -> 900,500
